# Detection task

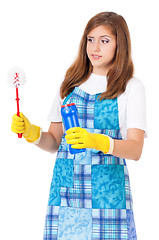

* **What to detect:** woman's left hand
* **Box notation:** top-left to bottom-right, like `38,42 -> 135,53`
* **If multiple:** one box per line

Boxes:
65,127 -> 112,154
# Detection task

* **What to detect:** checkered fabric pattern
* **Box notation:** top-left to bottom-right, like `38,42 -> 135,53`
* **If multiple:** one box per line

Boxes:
60,164 -> 92,208
92,209 -> 128,239
74,164 -> 91,189
124,166 -> 133,210
43,206 -> 60,240
92,152 -> 126,165
43,86 -> 137,239
56,135 -> 74,160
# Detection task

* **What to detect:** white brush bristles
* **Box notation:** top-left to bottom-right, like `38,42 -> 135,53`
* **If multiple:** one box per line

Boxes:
8,66 -> 26,88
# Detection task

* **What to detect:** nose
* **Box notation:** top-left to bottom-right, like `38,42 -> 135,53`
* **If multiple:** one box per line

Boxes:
93,41 -> 100,52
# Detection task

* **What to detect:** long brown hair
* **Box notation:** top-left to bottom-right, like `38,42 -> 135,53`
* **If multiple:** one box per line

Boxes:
60,12 -> 134,100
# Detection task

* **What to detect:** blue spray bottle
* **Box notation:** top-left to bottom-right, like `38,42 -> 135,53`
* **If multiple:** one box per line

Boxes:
61,103 -> 86,154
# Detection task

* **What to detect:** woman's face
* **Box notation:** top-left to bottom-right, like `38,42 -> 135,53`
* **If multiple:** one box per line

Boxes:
86,25 -> 116,75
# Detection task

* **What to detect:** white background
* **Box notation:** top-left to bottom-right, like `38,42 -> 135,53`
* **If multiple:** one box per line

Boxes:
0,0 -> 158,239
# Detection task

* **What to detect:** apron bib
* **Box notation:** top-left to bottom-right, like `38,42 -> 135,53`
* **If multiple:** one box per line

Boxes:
43,87 -> 137,240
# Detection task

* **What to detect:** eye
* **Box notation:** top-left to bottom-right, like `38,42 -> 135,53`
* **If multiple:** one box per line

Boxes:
87,38 -> 94,42
101,39 -> 109,44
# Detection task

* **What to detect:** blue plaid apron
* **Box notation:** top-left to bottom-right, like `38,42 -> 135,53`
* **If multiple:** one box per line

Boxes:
43,86 -> 137,240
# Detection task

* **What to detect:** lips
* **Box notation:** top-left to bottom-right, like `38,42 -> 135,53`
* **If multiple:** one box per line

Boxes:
91,54 -> 102,60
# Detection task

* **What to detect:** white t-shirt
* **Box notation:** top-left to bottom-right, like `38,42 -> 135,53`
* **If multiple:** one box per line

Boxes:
47,73 -> 147,140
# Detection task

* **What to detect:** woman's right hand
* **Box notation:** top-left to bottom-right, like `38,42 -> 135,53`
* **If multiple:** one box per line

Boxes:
11,112 -> 41,143
11,112 -> 30,135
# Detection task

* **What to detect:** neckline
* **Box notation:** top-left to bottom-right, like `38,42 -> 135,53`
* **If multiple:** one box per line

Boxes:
91,72 -> 107,78
73,73 -> 107,97
74,86 -> 103,97
90,73 -> 107,83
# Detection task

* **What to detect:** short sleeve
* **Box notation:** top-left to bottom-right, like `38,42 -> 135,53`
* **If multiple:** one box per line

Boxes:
126,78 -> 148,138
47,87 -> 63,122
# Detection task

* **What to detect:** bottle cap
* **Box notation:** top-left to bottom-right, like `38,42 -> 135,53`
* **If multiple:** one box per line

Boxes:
61,103 -> 75,108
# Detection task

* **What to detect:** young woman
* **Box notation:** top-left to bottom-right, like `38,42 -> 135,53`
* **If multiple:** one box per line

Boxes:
11,11 -> 147,239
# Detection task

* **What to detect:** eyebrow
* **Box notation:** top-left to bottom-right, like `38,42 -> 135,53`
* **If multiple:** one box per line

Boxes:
87,35 -> 111,38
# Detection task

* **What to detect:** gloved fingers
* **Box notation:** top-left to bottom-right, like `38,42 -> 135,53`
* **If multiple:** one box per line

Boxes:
11,125 -> 25,133
12,114 -> 24,122
71,143 -> 85,149
11,114 -> 25,133
12,117 -> 25,126
65,132 -> 81,140
66,138 -> 83,145
66,127 -> 83,135
12,121 -> 24,133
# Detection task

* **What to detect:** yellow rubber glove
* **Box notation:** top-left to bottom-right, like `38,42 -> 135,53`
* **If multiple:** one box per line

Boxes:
11,112 -> 41,143
65,127 -> 114,154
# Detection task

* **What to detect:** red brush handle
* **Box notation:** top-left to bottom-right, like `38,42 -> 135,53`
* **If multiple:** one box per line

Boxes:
16,87 -> 22,138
